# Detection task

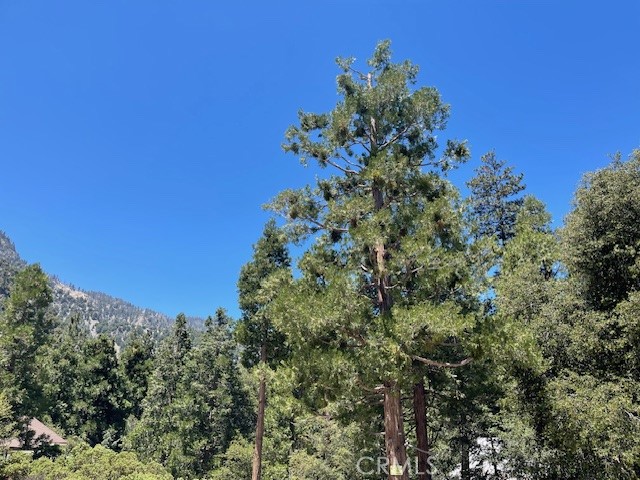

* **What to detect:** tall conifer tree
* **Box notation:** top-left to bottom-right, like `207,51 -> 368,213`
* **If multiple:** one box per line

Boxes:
119,331 -> 155,420
124,314 -> 193,473
237,220 -> 291,480
0,264 -> 53,419
269,41 -> 474,479
467,151 -> 525,246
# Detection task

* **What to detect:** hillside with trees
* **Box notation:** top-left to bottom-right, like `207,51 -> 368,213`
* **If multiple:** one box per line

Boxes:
0,231 -> 203,347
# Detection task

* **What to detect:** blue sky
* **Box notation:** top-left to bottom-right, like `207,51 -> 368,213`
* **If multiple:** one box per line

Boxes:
1,1 -> 638,319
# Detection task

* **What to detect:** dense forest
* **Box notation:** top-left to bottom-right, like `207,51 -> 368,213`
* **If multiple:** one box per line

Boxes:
1,42 -> 639,480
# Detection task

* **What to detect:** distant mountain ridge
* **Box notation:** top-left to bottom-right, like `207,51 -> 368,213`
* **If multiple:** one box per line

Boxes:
0,230 -> 204,346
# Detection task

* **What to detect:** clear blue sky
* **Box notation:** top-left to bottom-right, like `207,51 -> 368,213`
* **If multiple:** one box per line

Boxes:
1,1 -> 639,319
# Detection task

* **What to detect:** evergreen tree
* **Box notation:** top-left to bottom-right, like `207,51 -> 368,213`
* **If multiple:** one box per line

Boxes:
42,315 -> 89,438
181,308 -> 253,476
0,264 -> 53,419
269,40 -> 474,479
236,220 -> 291,480
0,391 -> 17,447
42,320 -> 126,448
82,334 -> 125,447
467,151 -> 525,246
124,314 -> 193,473
210,366 -> 375,480
126,311 -> 251,478
119,331 -> 155,420
493,152 -> 640,478
563,149 -> 640,310
489,197 -> 560,478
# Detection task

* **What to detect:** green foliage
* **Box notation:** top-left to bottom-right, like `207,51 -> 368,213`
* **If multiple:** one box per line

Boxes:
563,149 -> 640,310
42,318 -> 126,448
0,452 -> 33,480
545,373 -> 640,478
125,311 -> 252,479
2,42 -> 639,480
0,263 -> 53,418
269,40 -> 474,405
119,332 -> 155,420
124,314 -> 195,475
492,150 -> 640,479
496,197 -> 559,325
207,437 -> 253,480
467,150 -> 525,245
210,367 -> 373,480
0,444 -> 171,480
0,391 -> 17,447
83,335 -> 126,447
615,291 -> 640,379
288,451 -> 343,480
236,219 -> 291,368
181,308 -> 253,469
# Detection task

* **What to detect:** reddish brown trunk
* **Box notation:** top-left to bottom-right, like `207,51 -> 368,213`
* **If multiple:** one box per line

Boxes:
371,152 -> 406,479
413,380 -> 432,480
372,187 -> 392,314
251,343 -> 268,480
384,382 -> 409,479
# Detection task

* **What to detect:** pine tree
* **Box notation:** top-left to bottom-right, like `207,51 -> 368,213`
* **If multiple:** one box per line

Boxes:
124,314 -> 193,473
42,315 -> 89,438
236,220 -> 291,480
82,334 -> 125,447
448,152 -> 530,478
182,308 -> 253,476
269,40 -> 474,479
126,311 -> 251,478
467,150 -> 525,246
119,331 -> 155,420
43,319 -> 127,447
0,264 -> 53,419
488,197 -> 559,477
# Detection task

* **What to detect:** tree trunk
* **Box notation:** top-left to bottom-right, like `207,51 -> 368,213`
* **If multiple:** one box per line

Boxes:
490,438 -> 500,478
372,159 -> 407,479
413,380 -> 432,480
251,343 -> 268,480
461,437 -> 470,480
384,382 -> 409,479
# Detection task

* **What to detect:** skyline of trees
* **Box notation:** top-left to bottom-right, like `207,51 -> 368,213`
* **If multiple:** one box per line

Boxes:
1,41 -> 638,480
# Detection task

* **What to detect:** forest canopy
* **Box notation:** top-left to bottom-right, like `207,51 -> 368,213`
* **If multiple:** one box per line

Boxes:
1,42 -> 639,480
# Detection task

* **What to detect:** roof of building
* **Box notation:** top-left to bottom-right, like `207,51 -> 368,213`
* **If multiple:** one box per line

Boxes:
2,418 -> 68,449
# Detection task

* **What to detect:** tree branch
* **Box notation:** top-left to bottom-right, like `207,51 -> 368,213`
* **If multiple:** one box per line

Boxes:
337,151 -> 364,170
301,216 -> 348,234
379,124 -> 413,150
357,378 -> 385,394
326,159 -> 358,176
411,355 -> 473,368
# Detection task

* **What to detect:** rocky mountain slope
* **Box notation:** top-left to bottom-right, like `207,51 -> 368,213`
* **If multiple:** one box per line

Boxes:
0,230 -> 203,346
